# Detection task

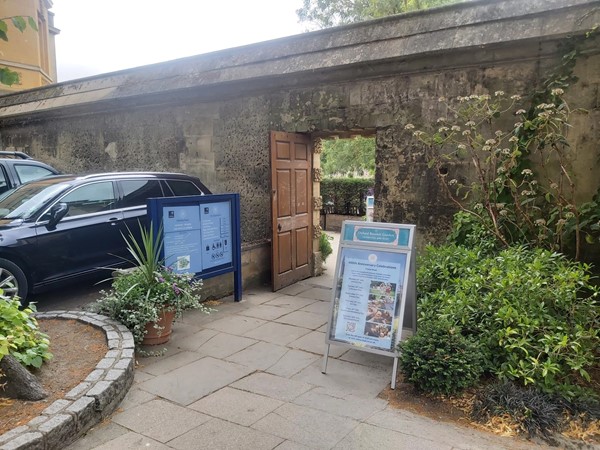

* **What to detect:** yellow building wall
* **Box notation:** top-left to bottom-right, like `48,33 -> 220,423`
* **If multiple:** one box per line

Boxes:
0,0 -> 58,94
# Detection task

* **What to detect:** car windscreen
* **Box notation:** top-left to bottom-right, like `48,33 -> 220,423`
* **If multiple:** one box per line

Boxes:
0,181 -> 71,219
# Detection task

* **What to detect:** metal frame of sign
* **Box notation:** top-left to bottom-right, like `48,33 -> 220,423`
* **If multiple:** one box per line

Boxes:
147,193 -> 242,301
322,220 -> 416,389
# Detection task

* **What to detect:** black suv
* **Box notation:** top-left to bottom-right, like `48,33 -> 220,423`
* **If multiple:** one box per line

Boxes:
0,151 -> 59,194
0,172 -> 211,299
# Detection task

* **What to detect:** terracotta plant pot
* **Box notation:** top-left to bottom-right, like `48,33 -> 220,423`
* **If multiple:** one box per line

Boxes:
142,309 -> 176,345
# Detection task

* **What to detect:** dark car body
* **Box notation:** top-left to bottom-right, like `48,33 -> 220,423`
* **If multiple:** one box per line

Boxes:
0,172 -> 211,299
0,151 -> 59,195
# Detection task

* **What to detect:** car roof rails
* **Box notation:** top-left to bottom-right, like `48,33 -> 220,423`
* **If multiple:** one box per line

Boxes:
0,151 -> 33,160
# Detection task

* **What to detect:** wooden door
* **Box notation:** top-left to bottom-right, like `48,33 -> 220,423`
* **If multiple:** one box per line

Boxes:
270,131 -> 313,291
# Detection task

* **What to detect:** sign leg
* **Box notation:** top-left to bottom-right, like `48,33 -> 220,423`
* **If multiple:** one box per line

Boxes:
321,344 -> 330,374
391,356 -> 399,390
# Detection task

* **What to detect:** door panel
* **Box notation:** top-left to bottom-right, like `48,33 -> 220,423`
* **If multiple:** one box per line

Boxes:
271,131 -> 313,291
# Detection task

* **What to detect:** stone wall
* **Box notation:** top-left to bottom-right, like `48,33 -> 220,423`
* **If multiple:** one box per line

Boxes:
0,0 -> 599,292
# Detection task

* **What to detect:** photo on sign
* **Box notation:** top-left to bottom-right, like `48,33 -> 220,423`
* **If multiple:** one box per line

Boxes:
176,255 -> 191,271
328,247 -> 407,353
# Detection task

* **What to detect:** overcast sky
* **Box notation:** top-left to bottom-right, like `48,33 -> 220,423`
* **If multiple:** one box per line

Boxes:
51,0 -> 306,82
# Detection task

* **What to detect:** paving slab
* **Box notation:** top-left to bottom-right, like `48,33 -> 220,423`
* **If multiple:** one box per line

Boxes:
117,387 -> 157,411
300,300 -> 331,316
365,408 -> 542,450
263,295 -> 317,311
266,349 -> 320,378
111,399 -> 210,442
275,310 -> 328,330
168,417 -> 283,450
67,422 -> 129,450
172,328 -> 218,352
293,386 -> 388,421
292,358 -> 390,399
226,341 -> 288,370
252,403 -> 358,449
333,422 -> 450,450
203,314 -> 267,335
294,286 -> 333,301
237,304 -> 292,320
140,351 -> 204,376
242,288 -> 282,304
277,284 -> 314,296
197,332 -> 257,358
288,331 -> 346,357
232,372 -> 312,402
338,349 -> 395,371
189,387 -> 284,426
243,322 -> 310,345
138,357 -> 254,406
273,441 -> 313,450
91,432 -> 170,450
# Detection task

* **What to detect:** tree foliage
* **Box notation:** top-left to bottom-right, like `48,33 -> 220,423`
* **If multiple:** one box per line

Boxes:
0,15 -> 38,86
321,136 -> 375,177
297,0 -> 464,29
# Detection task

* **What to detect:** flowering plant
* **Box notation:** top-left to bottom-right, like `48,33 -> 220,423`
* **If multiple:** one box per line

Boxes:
404,90 -> 598,259
92,222 -> 210,346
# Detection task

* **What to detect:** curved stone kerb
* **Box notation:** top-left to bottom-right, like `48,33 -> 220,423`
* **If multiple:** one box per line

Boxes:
0,311 -> 135,450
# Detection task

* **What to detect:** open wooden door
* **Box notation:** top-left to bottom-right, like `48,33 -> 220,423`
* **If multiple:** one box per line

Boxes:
270,131 -> 313,291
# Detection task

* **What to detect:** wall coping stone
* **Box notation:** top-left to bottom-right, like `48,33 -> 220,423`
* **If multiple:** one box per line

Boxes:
0,0 -> 598,120
0,312 -> 135,450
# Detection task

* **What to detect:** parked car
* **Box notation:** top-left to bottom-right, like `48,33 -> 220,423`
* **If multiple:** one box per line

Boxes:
0,151 -> 59,195
0,172 -> 211,300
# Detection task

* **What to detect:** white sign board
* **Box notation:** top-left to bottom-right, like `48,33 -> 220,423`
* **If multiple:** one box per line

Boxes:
322,221 -> 416,389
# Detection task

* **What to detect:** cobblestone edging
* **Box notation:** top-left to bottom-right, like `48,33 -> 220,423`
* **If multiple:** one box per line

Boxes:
0,311 -> 135,450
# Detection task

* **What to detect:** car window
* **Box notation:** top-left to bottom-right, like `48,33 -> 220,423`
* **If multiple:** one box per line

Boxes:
0,181 -> 71,219
166,180 -> 203,196
0,167 -> 9,195
15,164 -> 56,184
119,180 -> 164,208
60,182 -> 116,217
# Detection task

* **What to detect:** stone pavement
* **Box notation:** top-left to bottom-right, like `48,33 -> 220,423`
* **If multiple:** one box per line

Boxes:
67,271 -> 548,450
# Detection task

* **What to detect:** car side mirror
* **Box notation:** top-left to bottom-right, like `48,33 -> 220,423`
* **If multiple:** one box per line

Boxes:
47,202 -> 69,229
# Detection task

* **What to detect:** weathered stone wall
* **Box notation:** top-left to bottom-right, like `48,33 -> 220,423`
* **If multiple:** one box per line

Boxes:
0,0 -> 598,290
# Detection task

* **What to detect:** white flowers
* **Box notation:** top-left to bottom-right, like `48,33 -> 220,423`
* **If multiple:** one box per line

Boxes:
457,144 -> 467,150
404,123 -> 415,130
494,91 -> 505,97
509,136 -> 519,143
535,219 -> 546,227
451,125 -> 461,132
521,169 -> 533,176
515,109 -> 526,115
551,88 -> 564,96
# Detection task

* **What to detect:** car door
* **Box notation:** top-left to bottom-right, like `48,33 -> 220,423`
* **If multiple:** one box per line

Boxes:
34,181 -> 124,284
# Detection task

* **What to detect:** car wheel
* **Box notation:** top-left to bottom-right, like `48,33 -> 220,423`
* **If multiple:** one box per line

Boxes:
0,258 -> 29,301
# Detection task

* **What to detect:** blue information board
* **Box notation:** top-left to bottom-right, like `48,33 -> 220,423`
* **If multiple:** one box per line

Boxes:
148,194 -> 242,301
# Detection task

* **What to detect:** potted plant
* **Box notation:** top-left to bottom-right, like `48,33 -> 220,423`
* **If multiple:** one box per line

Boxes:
92,222 -> 211,347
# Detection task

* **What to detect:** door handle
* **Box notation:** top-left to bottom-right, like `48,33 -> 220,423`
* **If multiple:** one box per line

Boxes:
278,223 -> 282,232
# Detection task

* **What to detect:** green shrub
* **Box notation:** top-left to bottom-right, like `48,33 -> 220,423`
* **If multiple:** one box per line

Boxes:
321,177 -> 373,215
0,297 -> 52,368
472,381 -> 566,438
319,232 -> 333,262
398,319 -> 485,395
417,245 -> 600,399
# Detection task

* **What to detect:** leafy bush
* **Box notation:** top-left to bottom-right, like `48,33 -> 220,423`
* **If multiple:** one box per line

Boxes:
0,297 -> 52,368
321,177 -> 374,216
417,244 -> 600,399
472,381 -> 566,438
319,232 -> 333,262
398,319 -> 485,395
